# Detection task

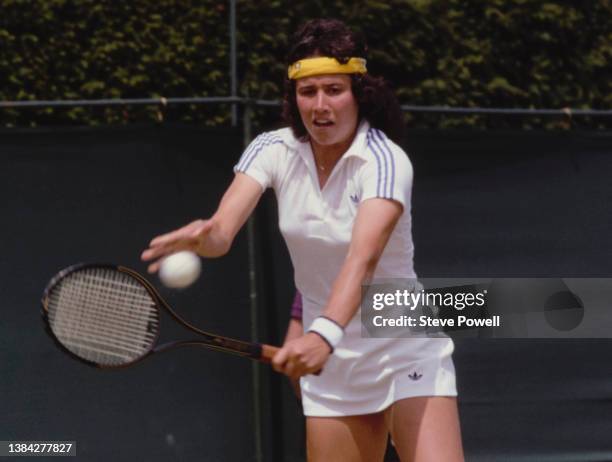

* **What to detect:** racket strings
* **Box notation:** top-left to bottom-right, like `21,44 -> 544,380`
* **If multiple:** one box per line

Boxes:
46,267 -> 159,366
48,273 -> 153,362
49,270 -> 157,363
54,275 -> 155,332
50,274 -> 155,343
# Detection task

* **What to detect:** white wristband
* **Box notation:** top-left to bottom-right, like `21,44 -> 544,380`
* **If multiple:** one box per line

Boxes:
308,316 -> 344,352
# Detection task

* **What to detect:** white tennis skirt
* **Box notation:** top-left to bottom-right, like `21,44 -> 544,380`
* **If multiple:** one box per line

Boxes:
300,308 -> 457,417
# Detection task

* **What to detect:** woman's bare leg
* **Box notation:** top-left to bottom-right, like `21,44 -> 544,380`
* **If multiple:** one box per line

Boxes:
306,413 -> 389,462
386,397 -> 464,462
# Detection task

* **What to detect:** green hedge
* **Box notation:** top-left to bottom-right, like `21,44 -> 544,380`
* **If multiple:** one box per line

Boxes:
1,0 -> 610,129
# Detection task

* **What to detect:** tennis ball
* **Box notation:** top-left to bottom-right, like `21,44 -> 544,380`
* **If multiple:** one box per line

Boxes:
159,251 -> 201,289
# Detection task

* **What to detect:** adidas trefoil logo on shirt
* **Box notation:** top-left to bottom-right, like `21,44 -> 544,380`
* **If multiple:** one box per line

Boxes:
408,372 -> 423,381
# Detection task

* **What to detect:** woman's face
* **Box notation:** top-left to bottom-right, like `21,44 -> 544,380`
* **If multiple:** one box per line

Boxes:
295,74 -> 359,150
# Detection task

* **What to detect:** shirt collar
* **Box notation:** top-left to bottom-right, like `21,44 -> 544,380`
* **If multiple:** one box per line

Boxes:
342,119 -> 371,160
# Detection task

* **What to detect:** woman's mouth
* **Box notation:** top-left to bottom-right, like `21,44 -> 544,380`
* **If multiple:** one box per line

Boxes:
313,120 -> 334,127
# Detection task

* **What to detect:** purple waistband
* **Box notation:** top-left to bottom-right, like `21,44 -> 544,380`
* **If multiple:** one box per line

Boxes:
290,291 -> 303,320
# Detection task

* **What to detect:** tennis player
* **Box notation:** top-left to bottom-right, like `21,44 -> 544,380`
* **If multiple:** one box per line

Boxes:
142,18 -> 463,462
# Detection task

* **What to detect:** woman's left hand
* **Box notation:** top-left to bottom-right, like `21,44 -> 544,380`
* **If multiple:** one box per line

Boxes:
272,332 -> 331,380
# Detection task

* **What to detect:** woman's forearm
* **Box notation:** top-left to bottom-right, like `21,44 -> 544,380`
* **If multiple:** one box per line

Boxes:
321,198 -> 403,327
194,217 -> 232,257
322,252 -> 377,327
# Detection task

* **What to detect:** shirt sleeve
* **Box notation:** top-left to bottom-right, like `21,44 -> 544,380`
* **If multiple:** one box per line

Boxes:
360,128 -> 413,209
233,132 -> 285,190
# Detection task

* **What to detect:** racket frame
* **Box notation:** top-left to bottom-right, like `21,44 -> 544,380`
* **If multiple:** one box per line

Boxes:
41,263 -> 276,369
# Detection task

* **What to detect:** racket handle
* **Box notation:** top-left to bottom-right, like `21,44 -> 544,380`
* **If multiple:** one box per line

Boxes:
258,344 -> 322,376
259,344 -> 280,363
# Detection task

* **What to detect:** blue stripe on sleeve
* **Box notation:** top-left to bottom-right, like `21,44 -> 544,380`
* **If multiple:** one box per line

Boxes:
373,129 -> 395,198
365,130 -> 384,197
236,133 -> 270,171
236,132 -> 283,172
367,129 -> 392,197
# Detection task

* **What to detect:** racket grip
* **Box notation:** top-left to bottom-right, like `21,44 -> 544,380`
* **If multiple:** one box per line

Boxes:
259,344 -> 280,363
258,344 -> 322,377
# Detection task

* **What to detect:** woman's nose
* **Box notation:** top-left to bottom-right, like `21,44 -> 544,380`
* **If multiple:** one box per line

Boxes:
314,91 -> 328,111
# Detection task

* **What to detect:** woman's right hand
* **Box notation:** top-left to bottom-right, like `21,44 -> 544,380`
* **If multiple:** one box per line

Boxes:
141,172 -> 264,273
141,219 -> 226,273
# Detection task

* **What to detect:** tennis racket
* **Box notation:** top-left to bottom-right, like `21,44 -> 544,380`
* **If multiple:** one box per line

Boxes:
41,263 -> 279,368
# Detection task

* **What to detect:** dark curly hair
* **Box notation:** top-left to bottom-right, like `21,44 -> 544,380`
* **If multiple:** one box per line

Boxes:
282,19 -> 404,144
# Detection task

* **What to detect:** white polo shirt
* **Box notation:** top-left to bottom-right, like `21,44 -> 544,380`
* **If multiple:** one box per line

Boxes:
235,120 -> 416,302
235,120 -> 456,416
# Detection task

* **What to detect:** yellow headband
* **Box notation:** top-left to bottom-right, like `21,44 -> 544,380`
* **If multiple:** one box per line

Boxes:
287,57 -> 367,80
